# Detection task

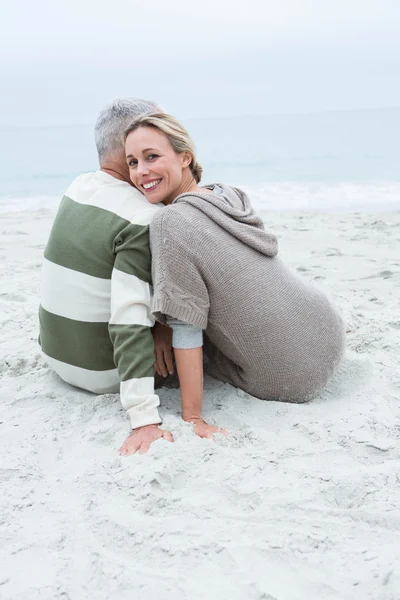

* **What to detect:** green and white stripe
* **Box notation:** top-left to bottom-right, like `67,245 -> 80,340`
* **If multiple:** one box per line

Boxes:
39,170 -> 162,429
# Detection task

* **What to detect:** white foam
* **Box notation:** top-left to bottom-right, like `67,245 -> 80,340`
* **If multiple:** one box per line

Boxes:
240,181 -> 400,212
1,181 -> 399,215
0,195 -> 60,214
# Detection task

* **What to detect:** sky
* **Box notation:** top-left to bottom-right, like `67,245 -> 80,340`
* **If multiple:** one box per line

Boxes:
1,0 -> 399,125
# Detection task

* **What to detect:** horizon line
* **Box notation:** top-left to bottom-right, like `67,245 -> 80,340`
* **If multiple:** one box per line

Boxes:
1,105 -> 399,129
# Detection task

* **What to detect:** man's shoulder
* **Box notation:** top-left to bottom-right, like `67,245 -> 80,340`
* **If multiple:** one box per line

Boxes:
64,171 -> 163,227
64,170 -> 132,203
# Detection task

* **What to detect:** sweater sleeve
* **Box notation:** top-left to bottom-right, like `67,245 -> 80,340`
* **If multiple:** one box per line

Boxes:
150,209 -> 210,329
108,222 -> 161,429
166,316 -> 203,349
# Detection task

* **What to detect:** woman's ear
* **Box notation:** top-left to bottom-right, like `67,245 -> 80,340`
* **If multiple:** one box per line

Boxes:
181,151 -> 192,169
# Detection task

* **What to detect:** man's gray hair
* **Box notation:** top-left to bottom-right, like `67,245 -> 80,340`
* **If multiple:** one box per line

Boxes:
95,98 -> 161,162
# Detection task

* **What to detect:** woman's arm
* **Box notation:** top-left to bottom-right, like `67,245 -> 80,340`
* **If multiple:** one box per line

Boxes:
174,346 -> 204,421
150,212 -> 226,437
174,346 -> 228,439
166,317 -> 205,422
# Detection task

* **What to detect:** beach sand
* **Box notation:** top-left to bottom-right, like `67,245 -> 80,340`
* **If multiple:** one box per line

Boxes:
1,207 -> 399,600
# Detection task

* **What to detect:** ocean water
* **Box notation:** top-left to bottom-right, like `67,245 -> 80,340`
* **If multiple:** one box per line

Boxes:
1,108 -> 399,213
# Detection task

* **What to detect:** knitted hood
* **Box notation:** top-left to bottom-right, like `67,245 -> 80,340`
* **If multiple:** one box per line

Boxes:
172,184 -> 278,257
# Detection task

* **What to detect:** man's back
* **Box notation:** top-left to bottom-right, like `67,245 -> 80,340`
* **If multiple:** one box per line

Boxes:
40,170 -> 163,429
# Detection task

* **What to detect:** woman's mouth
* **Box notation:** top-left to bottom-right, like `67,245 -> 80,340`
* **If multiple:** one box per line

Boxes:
142,179 -> 162,192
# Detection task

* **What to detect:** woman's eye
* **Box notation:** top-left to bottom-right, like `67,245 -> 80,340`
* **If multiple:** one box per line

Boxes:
129,160 -> 138,168
147,154 -> 158,160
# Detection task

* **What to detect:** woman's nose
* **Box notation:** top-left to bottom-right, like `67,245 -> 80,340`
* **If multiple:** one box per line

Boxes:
137,161 -> 150,176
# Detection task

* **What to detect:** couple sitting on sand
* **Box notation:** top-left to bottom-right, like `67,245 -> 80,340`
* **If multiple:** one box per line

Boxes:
39,98 -> 345,456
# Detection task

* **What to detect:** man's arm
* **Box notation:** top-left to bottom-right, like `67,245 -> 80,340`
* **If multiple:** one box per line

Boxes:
108,221 -> 172,453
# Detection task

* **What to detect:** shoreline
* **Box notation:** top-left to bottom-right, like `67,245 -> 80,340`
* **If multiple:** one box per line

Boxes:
1,180 -> 400,215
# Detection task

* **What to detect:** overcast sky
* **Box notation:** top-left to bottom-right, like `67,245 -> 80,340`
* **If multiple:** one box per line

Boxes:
1,0 -> 399,125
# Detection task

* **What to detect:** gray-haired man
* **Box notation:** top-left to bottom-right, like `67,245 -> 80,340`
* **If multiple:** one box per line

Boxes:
39,98 -> 174,455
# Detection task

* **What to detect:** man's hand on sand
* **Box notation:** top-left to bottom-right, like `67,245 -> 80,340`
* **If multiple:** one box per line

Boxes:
152,322 -> 174,378
119,424 -> 174,456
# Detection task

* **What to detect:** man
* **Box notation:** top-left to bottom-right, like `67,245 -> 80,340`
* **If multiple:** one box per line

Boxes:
39,98 -> 174,455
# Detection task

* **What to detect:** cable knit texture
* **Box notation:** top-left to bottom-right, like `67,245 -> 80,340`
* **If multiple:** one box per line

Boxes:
150,184 -> 345,401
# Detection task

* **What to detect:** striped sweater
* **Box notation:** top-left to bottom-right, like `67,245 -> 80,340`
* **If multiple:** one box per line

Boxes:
39,170 -> 162,429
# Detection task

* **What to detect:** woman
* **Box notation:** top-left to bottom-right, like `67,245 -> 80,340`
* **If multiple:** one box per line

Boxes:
124,113 -> 345,439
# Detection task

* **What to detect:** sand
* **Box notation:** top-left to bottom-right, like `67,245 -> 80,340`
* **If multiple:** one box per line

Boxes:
1,207 -> 399,600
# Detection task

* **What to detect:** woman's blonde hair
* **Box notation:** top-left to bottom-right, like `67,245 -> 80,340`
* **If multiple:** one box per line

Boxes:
124,113 -> 203,183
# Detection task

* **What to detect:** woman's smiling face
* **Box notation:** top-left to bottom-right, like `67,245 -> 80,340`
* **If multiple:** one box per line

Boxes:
126,126 -> 191,205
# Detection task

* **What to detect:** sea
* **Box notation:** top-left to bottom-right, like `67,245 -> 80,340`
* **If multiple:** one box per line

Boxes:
1,108 -> 399,213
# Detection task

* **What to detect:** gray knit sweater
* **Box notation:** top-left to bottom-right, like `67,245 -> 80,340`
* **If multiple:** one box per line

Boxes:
150,184 -> 345,402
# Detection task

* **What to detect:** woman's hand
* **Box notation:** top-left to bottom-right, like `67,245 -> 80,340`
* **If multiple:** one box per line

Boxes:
185,417 -> 228,440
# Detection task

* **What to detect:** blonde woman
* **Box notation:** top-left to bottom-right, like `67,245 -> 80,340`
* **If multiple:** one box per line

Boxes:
121,113 -> 345,454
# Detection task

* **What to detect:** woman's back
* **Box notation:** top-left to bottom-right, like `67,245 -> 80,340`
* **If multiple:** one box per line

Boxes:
150,184 -> 345,402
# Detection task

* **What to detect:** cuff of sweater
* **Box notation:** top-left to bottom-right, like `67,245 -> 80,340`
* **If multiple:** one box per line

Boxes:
172,326 -> 203,349
166,316 -> 203,349
152,294 -> 208,330
127,406 -> 162,430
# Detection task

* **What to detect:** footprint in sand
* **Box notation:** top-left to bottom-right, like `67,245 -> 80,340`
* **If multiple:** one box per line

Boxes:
2,354 -> 43,377
1,230 -> 28,236
325,248 -> 343,257
378,270 -> 393,279
370,220 -> 388,230
319,355 -> 373,402
0,293 -> 26,303
364,270 -> 394,280
350,234 -> 368,241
